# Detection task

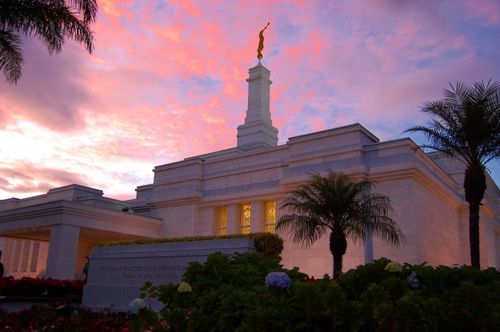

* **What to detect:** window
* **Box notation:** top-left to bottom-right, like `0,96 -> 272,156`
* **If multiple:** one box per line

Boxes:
216,206 -> 228,236
264,201 -> 277,233
240,203 -> 251,234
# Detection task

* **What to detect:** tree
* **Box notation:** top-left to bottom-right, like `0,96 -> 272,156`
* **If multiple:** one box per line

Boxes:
0,0 -> 97,83
277,171 -> 403,278
406,81 -> 500,268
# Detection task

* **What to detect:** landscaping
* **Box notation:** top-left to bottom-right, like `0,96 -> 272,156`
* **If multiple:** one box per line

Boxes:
1,252 -> 499,331
129,253 -> 500,332
0,276 -> 84,301
0,306 -> 129,332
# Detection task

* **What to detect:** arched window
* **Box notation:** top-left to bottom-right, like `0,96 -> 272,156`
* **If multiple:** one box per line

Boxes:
264,201 -> 276,233
216,206 -> 228,236
240,203 -> 251,234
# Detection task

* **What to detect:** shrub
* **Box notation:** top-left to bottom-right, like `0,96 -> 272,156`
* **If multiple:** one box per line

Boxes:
100,232 -> 283,251
252,232 -> 284,258
131,252 -> 305,331
132,257 -> 500,331
339,260 -> 500,331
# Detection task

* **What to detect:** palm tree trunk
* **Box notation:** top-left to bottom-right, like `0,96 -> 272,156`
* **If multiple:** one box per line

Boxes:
464,164 -> 486,268
469,202 -> 480,268
330,230 -> 347,279
333,254 -> 343,279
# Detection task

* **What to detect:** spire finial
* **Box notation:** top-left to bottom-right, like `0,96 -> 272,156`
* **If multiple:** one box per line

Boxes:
257,22 -> 270,61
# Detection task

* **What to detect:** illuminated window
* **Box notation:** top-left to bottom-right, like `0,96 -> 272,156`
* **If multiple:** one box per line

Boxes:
240,203 -> 251,234
264,201 -> 277,233
216,206 -> 228,236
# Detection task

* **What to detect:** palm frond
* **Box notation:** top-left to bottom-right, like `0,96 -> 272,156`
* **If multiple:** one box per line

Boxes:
277,214 -> 327,247
0,28 -> 22,83
406,80 -> 499,169
0,0 -> 96,83
68,0 -> 98,24
279,171 -> 403,251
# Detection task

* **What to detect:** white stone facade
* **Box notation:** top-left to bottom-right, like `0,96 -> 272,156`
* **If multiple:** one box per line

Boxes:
0,185 -> 161,279
0,63 -> 499,279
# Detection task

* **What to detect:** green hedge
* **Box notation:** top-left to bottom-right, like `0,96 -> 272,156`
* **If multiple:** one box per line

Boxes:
100,232 -> 284,258
131,254 -> 500,332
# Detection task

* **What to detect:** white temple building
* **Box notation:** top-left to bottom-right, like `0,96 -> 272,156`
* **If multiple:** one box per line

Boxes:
0,62 -> 499,280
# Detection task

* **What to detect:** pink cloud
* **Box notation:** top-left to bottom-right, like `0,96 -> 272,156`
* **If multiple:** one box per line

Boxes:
0,162 -> 87,195
0,38 -> 91,131
463,0 -> 500,24
0,0 -> 498,199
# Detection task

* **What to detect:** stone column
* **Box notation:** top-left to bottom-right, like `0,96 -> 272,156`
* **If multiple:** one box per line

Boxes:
227,204 -> 241,235
207,206 -> 217,236
45,224 -> 80,279
250,201 -> 265,233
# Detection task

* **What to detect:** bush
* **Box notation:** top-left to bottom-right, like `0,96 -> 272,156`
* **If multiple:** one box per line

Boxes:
133,256 -> 500,332
338,260 -> 500,331
252,233 -> 284,258
100,232 -> 283,252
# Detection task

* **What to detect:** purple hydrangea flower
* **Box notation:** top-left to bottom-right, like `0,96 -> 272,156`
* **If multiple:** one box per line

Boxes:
128,298 -> 146,314
265,272 -> 291,290
407,271 -> 420,289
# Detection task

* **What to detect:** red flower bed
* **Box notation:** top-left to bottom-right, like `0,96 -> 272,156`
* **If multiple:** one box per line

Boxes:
0,306 -> 129,332
0,277 -> 85,300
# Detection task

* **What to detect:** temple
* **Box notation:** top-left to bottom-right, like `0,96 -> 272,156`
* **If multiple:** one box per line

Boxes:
0,62 -> 499,279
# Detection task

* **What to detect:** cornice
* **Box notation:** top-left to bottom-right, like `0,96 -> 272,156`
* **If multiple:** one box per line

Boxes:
148,194 -> 202,208
0,200 -> 162,231
287,123 -> 379,144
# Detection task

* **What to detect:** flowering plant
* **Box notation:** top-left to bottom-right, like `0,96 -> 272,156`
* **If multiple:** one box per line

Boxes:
265,272 -> 291,290
0,276 -> 84,299
406,271 -> 420,288
177,281 -> 192,293
384,261 -> 402,272
0,306 -> 129,331
129,297 -> 146,314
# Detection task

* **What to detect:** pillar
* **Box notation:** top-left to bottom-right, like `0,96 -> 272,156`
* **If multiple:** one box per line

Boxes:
45,224 -> 80,279
250,201 -> 265,233
227,204 -> 241,235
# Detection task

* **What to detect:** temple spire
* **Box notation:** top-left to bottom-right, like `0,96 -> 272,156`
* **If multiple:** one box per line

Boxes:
237,62 -> 278,150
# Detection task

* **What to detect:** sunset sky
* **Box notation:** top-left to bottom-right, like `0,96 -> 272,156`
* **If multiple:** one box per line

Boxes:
0,0 -> 499,200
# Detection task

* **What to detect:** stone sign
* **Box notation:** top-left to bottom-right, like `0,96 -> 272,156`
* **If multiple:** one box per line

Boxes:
82,237 -> 255,310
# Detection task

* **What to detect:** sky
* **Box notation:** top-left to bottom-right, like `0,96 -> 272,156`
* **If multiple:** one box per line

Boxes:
0,0 -> 499,200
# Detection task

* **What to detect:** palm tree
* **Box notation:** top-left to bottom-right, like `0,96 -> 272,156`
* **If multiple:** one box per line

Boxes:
277,171 -> 403,278
406,81 -> 500,268
0,0 -> 97,83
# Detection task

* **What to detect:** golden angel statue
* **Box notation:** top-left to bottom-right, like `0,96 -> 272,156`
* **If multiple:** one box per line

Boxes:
257,22 -> 270,60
